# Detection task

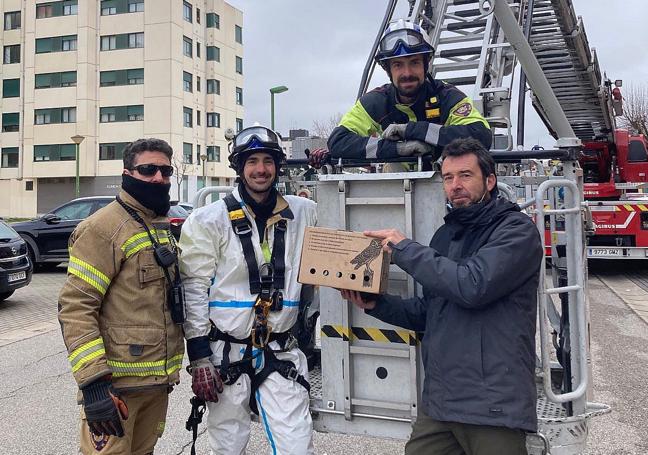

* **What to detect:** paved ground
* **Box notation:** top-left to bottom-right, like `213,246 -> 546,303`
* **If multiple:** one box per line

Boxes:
0,263 -> 646,454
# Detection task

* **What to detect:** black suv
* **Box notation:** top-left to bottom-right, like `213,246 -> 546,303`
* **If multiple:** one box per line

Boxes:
0,219 -> 33,302
11,196 -> 113,269
11,196 -> 187,268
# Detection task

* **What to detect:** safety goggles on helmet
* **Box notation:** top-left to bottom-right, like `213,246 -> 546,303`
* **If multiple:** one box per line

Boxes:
375,27 -> 434,62
232,126 -> 281,152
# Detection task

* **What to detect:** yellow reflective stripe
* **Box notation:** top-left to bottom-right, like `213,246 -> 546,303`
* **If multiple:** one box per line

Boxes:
122,230 -> 170,258
261,241 -> 271,263
339,100 -> 383,136
446,97 -> 490,128
108,353 -> 184,377
229,209 -> 246,220
395,104 -> 417,122
638,204 -> 648,211
68,337 -> 106,372
624,204 -> 634,212
68,257 -> 111,295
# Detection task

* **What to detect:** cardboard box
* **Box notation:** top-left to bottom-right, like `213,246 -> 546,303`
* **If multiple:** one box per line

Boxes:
298,227 -> 390,294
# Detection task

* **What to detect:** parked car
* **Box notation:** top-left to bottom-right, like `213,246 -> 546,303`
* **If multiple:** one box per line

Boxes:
177,202 -> 193,214
11,196 -> 187,268
0,219 -> 33,302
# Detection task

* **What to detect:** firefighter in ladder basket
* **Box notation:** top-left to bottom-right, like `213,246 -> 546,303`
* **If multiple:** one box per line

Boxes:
179,125 -> 317,454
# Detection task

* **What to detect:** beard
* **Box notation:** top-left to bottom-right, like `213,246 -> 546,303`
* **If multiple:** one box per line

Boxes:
449,185 -> 489,209
395,75 -> 424,98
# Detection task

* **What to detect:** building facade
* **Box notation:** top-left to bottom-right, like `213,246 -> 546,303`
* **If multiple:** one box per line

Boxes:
0,0 -> 243,216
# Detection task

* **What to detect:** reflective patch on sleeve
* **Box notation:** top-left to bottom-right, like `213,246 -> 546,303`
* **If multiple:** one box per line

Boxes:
121,230 -> 170,258
68,337 -> 106,372
68,256 -> 111,295
453,102 -> 472,117
366,136 -> 379,159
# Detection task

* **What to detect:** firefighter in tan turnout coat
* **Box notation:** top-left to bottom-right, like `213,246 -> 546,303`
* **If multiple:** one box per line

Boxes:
58,139 -> 184,455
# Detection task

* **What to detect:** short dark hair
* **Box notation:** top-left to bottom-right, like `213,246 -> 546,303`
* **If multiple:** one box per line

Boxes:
123,138 -> 173,169
441,138 -> 495,180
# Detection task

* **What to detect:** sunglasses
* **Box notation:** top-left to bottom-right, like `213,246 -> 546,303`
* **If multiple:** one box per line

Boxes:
131,164 -> 174,177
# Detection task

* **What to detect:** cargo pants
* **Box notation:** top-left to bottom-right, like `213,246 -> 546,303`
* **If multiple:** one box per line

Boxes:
405,414 -> 528,455
79,387 -> 169,455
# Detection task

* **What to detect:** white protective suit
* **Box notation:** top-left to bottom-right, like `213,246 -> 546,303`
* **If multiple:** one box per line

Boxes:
180,187 -> 316,455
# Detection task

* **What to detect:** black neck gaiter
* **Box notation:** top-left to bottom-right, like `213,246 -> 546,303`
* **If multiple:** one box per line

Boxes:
239,183 -> 278,242
122,174 -> 171,216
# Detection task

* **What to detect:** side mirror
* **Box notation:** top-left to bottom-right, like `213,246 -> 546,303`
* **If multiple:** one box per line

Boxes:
42,213 -> 61,224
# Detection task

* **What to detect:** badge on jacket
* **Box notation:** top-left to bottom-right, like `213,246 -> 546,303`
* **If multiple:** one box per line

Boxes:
453,103 -> 472,117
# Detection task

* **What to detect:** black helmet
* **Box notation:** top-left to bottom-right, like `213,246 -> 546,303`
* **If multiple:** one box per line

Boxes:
375,19 -> 435,73
228,125 -> 286,173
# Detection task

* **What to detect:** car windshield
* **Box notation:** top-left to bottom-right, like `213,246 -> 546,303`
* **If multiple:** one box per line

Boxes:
168,205 -> 189,217
0,221 -> 19,240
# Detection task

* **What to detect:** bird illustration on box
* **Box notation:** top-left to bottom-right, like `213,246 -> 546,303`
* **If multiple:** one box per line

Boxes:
350,239 -> 382,288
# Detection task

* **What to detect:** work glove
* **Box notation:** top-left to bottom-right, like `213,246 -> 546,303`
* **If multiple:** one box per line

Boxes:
190,357 -> 223,402
306,148 -> 330,169
81,378 -> 129,437
382,123 -> 408,141
396,140 -> 435,157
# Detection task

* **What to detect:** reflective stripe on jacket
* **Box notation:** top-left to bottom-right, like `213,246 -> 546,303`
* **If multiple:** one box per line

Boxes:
180,187 -> 317,341
328,76 -> 492,159
58,190 -> 185,390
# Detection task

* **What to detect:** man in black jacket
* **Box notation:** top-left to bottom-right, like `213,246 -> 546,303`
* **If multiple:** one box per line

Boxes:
342,138 -> 543,454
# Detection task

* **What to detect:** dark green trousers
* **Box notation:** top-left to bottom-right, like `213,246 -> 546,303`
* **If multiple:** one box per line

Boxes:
405,414 -> 528,455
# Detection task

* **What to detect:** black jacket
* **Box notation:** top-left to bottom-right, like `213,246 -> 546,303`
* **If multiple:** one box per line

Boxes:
328,76 -> 492,160
367,192 -> 543,432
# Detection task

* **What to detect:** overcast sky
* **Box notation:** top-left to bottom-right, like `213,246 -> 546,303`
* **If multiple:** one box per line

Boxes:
226,0 -> 648,148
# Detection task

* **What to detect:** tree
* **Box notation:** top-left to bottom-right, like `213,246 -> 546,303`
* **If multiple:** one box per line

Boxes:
172,156 -> 190,201
619,83 -> 648,136
311,113 -> 343,139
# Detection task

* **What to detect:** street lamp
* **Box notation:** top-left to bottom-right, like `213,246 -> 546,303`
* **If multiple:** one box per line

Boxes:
200,153 -> 208,189
269,85 -> 288,131
71,135 -> 85,198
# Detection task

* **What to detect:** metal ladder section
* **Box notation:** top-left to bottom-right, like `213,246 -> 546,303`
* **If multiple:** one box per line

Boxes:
528,0 -> 616,141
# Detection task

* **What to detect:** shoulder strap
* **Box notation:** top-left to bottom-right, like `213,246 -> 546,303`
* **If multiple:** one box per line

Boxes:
270,219 -> 287,290
224,193 -> 261,295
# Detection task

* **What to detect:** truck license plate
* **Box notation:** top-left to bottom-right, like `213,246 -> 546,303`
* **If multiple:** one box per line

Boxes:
8,271 -> 26,282
588,248 -> 622,257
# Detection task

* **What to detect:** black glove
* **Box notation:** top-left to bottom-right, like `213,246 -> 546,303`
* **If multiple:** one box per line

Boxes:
306,148 -> 330,169
82,378 -> 129,437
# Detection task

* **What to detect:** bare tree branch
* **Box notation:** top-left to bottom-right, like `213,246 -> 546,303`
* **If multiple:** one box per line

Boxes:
172,156 -> 191,201
311,113 -> 343,139
619,83 -> 648,136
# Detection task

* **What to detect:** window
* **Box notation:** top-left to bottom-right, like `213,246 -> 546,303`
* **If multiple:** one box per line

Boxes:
3,45 -> 20,64
4,11 -> 21,30
236,56 -> 243,74
2,113 -> 19,132
183,36 -> 193,57
101,5 -> 117,15
183,1 -> 192,22
207,46 -> 220,62
36,35 -> 78,53
127,68 -> 144,84
34,144 -> 76,162
183,142 -> 193,163
34,107 -> 76,125
36,4 -> 55,19
1,147 -> 19,168
183,71 -> 193,92
206,12 -> 219,28
100,109 -> 116,123
196,42 -> 201,58
128,32 -> 144,48
207,112 -> 220,128
196,76 -> 201,92
99,142 -> 129,160
100,68 -> 143,86
236,118 -> 243,133
236,87 -> 243,106
207,79 -> 220,94
235,25 -> 243,44
183,107 -> 193,127
197,110 -> 201,126
63,1 -> 78,15
127,105 -> 144,121
128,0 -> 144,12
196,8 -> 201,24
3,79 -> 20,98
206,145 -> 220,162
62,36 -> 77,51
101,36 -> 117,50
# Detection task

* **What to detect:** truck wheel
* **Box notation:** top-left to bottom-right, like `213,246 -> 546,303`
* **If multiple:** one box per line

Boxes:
0,291 -> 15,302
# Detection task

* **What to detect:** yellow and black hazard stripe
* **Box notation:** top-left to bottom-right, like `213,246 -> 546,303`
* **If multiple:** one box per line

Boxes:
321,324 -> 418,346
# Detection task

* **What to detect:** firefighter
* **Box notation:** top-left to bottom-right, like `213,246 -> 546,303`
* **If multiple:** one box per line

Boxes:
308,19 -> 491,167
58,138 -> 185,454
180,125 -> 316,454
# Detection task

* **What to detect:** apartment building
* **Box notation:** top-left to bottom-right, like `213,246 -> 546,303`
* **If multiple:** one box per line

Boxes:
0,0 -> 243,217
